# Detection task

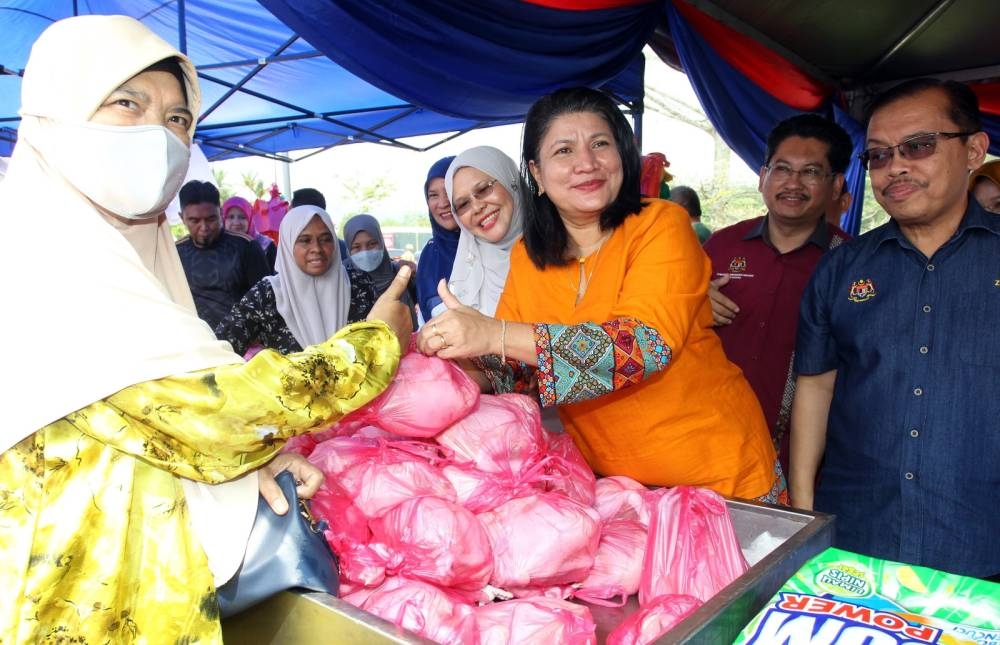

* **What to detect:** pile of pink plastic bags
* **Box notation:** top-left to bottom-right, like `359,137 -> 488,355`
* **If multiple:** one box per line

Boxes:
283,344 -> 750,645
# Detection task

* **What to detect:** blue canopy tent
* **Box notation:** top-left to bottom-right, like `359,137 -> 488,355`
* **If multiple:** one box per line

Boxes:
0,0 -> 654,162
4,0 -> 1000,235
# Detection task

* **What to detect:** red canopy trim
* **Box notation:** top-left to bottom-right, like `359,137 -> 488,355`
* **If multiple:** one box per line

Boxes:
523,0 -> 655,9
672,0 -> 831,111
971,82 -> 1000,117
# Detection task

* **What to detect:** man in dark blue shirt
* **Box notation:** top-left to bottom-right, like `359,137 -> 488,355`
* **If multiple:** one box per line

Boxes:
176,180 -> 269,328
791,78 -> 999,579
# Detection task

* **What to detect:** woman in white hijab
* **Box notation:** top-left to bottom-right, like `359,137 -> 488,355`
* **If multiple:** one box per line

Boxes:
215,205 -> 378,355
0,15 -> 409,642
444,146 -> 526,316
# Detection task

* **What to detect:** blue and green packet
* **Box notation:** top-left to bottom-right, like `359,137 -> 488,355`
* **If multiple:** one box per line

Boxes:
734,547 -> 1000,645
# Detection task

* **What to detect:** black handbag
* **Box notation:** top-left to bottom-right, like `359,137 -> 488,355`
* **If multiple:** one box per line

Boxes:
216,470 -> 340,617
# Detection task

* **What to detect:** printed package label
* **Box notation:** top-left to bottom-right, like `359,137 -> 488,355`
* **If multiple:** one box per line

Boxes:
734,547 -> 1000,645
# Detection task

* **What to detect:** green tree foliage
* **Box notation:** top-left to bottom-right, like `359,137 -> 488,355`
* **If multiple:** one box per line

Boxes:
213,168 -> 235,202
241,172 -> 266,199
337,174 -> 396,215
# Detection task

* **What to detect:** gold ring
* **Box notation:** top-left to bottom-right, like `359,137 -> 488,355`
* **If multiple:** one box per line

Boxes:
437,333 -> 447,348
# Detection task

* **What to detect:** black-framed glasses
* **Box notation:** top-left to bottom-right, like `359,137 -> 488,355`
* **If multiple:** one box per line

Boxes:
453,179 -> 498,216
764,163 -> 834,186
859,131 -> 976,170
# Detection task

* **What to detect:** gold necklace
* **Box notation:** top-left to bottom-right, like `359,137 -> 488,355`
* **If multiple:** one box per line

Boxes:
568,235 -> 609,304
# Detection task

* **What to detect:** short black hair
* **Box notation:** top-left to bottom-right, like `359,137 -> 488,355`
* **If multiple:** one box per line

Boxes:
669,185 -> 701,218
520,87 -> 642,269
865,77 -> 981,135
291,187 -> 326,209
764,113 -> 853,174
179,180 -> 220,208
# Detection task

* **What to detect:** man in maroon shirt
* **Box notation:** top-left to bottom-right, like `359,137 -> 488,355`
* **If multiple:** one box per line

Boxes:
703,114 -> 851,475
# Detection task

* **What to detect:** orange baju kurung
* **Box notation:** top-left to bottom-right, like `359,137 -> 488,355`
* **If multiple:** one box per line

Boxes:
496,200 -> 776,498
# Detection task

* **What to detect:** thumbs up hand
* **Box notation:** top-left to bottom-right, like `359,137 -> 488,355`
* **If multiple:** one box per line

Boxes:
416,279 -> 501,359
366,265 -> 414,353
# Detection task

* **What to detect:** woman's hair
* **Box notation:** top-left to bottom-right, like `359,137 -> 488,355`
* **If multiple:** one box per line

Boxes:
145,57 -> 188,105
520,87 -> 643,269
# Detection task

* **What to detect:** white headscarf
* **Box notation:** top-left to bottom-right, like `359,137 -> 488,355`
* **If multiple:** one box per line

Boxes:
1,15 -> 255,585
444,146 -> 526,315
269,205 -> 351,347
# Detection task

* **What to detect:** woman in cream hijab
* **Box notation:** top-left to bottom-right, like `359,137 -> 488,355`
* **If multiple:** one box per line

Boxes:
444,146 -> 526,316
216,205 -> 378,355
0,15 -> 409,642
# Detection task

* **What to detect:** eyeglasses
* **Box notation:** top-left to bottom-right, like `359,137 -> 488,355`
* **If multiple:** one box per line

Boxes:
453,179 -> 498,216
764,163 -> 834,186
859,131 -> 976,170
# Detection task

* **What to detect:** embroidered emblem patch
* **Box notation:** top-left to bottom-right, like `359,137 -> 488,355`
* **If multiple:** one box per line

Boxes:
729,256 -> 748,273
848,278 -> 876,303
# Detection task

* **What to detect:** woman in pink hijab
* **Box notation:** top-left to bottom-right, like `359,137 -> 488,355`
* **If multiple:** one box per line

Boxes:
223,195 -> 277,270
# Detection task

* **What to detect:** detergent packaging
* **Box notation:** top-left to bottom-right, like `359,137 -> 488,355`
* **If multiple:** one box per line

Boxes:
735,547 -> 1000,645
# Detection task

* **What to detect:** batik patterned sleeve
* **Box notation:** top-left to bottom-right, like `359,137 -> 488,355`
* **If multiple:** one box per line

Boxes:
534,318 -> 671,407
59,320 -> 400,482
214,279 -> 272,355
472,354 -> 538,396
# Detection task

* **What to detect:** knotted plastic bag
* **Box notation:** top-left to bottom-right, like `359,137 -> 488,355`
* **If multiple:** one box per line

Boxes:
593,475 -> 650,525
436,393 -> 546,477
606,593 -> 702,645
351,345 -> 480,438
574,519 -> 648,606
368,496 -> 493,592
343,575 -> 480,645
478,492 -> 601,591
638,486 -> 748,604
476,597 -> 597,645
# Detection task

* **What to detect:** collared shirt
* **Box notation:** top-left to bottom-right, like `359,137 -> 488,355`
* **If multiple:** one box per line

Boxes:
177,231 -> 270,329
705,216 -> 848,474
795,198 -> 1000,577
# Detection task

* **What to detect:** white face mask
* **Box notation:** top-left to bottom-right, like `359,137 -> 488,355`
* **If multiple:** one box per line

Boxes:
39,121 -> 190,219
351,249 -> 384,272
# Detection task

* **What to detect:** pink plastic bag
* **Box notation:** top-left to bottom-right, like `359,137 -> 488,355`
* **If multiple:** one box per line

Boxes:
441,462 -> 529,514
478,492 -> 601,590
539,432 -> 597,507
350,348 -> 480,438
307,435 -> 382,478
574,519 -> 647,606
436,393 -> 546,477
476,597 -> 597,645
638,486 -> 749,604
344,576 -> 480,645
606,593 -> 702,645
593,476 -> 651,525
338,448 -> 456,519
368,496 -> 493,591
309,480 -> 387,586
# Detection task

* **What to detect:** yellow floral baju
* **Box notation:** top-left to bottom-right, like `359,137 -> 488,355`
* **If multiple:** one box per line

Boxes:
0,322 -> 399,644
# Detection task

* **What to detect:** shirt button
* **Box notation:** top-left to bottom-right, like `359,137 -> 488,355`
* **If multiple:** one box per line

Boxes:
904,472 -> 915,480
919,346 -> 929,354
922,305 -> 932,313
927,264 -> 935,271
910,428 -> 919,438
913,387 -> 923,396
758,321 -> 765,328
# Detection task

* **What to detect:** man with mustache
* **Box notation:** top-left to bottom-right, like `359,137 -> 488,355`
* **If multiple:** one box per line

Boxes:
703,114 -> 851,475
790,78 -> 999,581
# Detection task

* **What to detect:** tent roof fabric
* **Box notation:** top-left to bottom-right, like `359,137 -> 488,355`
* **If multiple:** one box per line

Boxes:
3,0 -> 998,165
0,0 -> 651,161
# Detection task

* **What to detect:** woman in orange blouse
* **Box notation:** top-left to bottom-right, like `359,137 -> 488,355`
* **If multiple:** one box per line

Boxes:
417,87 -> 781,501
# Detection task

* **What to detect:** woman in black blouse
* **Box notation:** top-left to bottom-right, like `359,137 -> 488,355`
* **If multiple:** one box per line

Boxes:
216,205 -> 378,355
